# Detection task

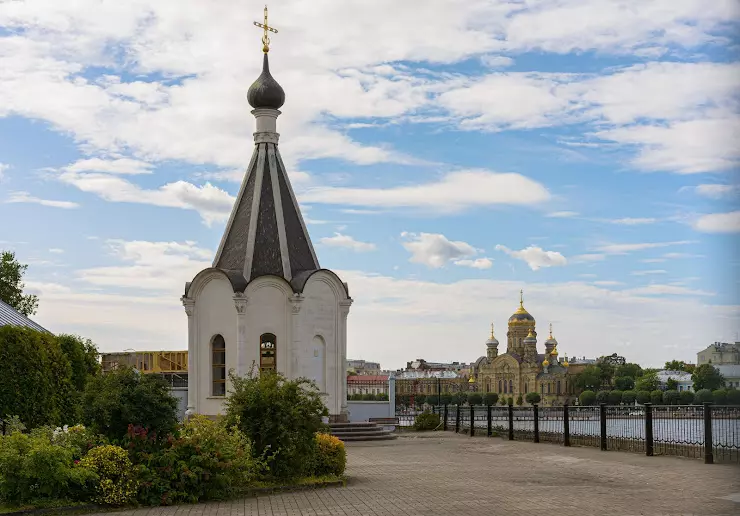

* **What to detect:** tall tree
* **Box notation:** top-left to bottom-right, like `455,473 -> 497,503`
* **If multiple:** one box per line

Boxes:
616,363 -> 643,378
574,365 -> 602,391
0,251 -> 39,316
691,364 -> 725,391
664,360 -> 687,371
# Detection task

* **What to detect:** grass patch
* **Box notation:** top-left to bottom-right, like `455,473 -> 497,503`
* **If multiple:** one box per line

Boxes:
247,474 -> 346,490
0,500 -> 92,515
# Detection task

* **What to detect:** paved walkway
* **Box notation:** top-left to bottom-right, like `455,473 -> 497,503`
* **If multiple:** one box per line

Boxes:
106,433 -> 739,516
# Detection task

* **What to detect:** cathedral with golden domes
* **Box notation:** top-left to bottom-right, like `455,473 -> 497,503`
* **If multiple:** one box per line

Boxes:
471,291 -> 586,406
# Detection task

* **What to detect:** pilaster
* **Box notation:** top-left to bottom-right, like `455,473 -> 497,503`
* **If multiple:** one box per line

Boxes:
181,296 -> 196,417
288,293 -> 304,380
338,299 -> 353,417
233,293 -> 249,377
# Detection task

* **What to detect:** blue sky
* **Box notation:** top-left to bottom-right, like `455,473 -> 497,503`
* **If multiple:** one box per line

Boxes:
0,0 -> 738,369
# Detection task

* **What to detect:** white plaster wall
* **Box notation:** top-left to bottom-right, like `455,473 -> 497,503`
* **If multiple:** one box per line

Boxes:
244,277 -> 291,374
302,273 -> 344,416
195,275 -> 236,416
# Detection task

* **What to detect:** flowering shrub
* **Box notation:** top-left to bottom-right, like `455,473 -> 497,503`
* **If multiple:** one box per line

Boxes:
312,433 -> 346,476
126,417 -> 263,505
0,431 -> 97,505
79,445 -> 138,506
51,424 -> 106,460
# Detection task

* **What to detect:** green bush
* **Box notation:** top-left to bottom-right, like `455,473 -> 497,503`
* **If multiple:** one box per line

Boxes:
614,376 -> 635,391
650,390 -> 663,404
0,430 -> 96,506
515,395 -> 523,406
224,369 -> 326,480
80,445 -> 137,506
440,394 -> 453,405
506,397 -> 513,406
0,326 -> 76,429
127,415 -> 262,505
607,390 -> 623,405
525,392 -> 541,405
595,390 -> 609,405
635,391 -> 651,404
453,392 -> 468,405
694,389 -> 713,404
412,411 -> 440,431
415,394 -> 427,406
82,366 -> 178,443
663,390 -> 680,405
483,393 -> 498,406
679,390 -> 695,405
727,389 -> 740,406
712,389 -> 728,405
578,390 -> 596,406
468,393 -> 483,406
621,391 -> 637,405
312,434 -> 346,476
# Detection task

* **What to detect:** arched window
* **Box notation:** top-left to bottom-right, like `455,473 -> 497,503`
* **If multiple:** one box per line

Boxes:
485,380 -> 491,393
541,383 -> 544,395
524,382 -> 528,394
498,380 -> 502,393
509,379 -> 513,394
212,334 -> 226,396
504,380 -> 508,394
260,333 -> 276,373
547,383 -> 551,394
557,380 -> 561,395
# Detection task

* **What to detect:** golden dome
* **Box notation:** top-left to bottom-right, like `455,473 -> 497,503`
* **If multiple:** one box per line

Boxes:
551,346 -> 558,356
468,375 -> 476,383
526,328 -> 535,338
563,359 -> 569,367
509,289 -> 535,325
542,358 -> 550,367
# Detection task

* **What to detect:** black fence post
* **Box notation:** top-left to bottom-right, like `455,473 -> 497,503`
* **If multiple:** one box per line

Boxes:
443,404 -> 448,431
703,402 -> 713,465
470,405 -> 475,437
437,377 -> 442,406
600,403 -> 607,451
508,404 -> 514,441
432,405 -> 436,415
563,404 -> 570,447
487,404 -> 492,437
644,403 -> 653,457
455,404 -> 460,434
533,404 -> 540,443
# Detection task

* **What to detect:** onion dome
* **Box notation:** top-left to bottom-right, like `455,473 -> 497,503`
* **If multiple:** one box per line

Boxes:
247,53 -> 285,110
563,356 -> 569,367
542,358 -> 550,367
544,322 -> 558,346
509,289 -> 535,325
524,327 -> 536,343
468,375 -> 476,384
486,323 -> 499,346
551,346 -> 558,357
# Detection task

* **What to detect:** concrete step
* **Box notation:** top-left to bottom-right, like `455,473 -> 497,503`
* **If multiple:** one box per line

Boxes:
330,426 -> 387,433
337,433 -> 397,442
332,431 -> 388,439
330,422 -> 377,429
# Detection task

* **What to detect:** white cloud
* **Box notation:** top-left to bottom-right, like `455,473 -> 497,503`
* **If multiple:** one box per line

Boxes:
663,252 -> 704,259
593,281 -> 623,286
631,269 -> 668,276
48,248 -> 64,254
547,211 -> 579,218
5,191 -> 80,209
626,284 -> 715,297
401,232 -> 478,269
454,258 -> 493,270
596,240 -> 693,254
572,253 -> 606,263
319,233 -> 376,252
640,258 -> 666,263
694,184 -> 740,199
480,55 -> 514,68
64,158 -> 154,175
495,244 -> 567,271
55,166 -> 233,225
0,163 -> 8,181
77,240 -> 212,292
609,217 -> 658,225
692,211 -> 740,233
301,169 -> 550,212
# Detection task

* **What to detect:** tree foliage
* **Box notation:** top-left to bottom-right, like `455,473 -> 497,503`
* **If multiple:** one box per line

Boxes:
650,390 -> 663,404
712,389 -> 728,405
665,378 -> 678,391
726,389 -> 740,405
663,390 -> 680,405
82,366 -> 178,443
635,371 -> 660,392
636,391 -> 651,404
694,389 -> 713,404
595,390 -> 609,405
224,369 -> 328,479
621,390 -> 637,405
525,392 -> 541,405
664,360 -> 687,371
679,390 -> 695,405
515,394 -> 523,406
614,376 -> 635,391
0,251 -> 39,316
615,363 -> 643,379
483,392 -> 498,406
574,366 -> 602,391
468,393 -> 483,406
691,364 -> 725,391
0,326 -> 75,428
607,390 -> 623,405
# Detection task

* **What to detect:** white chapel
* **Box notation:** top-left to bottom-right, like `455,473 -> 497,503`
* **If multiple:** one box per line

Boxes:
181,26 -> 352,421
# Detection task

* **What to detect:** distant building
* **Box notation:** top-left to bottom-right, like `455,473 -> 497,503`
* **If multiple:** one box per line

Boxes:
716,365 -> 740,389
347,374 -> 389,398
656,370 -> 693,392
697,342 -> 740,366
406,358 -> 469,373
347,359 -> 381,375
100,350 -> 188,388
0,299 -> 49,333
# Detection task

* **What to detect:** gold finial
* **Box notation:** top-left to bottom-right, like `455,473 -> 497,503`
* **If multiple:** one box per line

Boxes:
527,328 -> 535,338
519,289 -> 524,308
549,323 -> 553,339
254,5 -> 278,53
490,323 -> 495,339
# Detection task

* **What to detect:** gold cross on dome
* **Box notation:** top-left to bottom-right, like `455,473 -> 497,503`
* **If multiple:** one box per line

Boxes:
254,5 -> 278,53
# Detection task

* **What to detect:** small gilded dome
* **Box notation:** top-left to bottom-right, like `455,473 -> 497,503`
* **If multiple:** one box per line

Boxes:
468,375 -> 476,384
509,289 -> 535,324
486,323 -> 499,346
551,347 -> 559,356
524,328 -> 536,342
247,53 -> 285,110
542,358 -> 550,367
563,358 -> 569,367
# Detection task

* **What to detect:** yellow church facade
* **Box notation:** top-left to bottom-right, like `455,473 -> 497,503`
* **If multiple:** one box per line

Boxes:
471,292 -> 587,407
